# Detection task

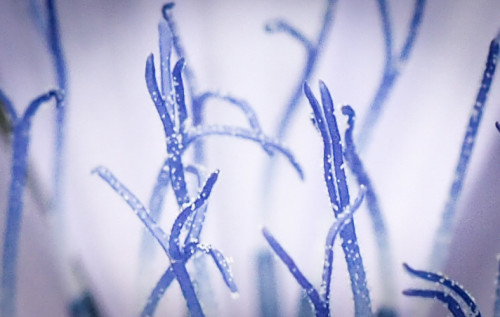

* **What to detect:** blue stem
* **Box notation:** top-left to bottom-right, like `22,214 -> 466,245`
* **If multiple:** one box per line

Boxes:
342,105 -> 395,307
142,267 -> 175,317
262,228 -> 328,317
430,37 -> 499,270
1,91 -> 59,317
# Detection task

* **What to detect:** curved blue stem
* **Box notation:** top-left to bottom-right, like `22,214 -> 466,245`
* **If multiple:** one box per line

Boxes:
342,105 -> 395,307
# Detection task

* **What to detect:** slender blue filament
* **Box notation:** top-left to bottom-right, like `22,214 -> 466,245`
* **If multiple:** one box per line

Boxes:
430,36 -> 499,270
342,105 -> 395,308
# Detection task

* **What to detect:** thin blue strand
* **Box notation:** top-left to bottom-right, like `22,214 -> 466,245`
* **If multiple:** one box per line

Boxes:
430,38 -> 499,270
145,54 -> 189,206
342,105 -> 395,307
262,228 -> 328,317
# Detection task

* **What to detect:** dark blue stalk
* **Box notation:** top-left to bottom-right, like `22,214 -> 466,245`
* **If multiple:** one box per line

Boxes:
171,262 -> 204,317
403,263 -> 481,316
1,90 -> 60,317
358,0 -> 427,150
159,20 -> 173,109
402,289 -> 465,317
262,228 -> 328,317
342,105 -> 395,308
430,36 -> 499,270
305,82 -> 372,317
142,267 -> 175,317
496,121 -> 500,133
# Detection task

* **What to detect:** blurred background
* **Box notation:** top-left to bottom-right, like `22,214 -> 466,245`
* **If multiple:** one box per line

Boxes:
1,0 -> 500,316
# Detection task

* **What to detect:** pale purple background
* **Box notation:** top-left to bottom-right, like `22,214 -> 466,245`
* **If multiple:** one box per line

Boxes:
1,1 -> 500,316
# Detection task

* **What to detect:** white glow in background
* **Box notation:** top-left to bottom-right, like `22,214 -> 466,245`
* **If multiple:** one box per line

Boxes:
1,1 -> 500,316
